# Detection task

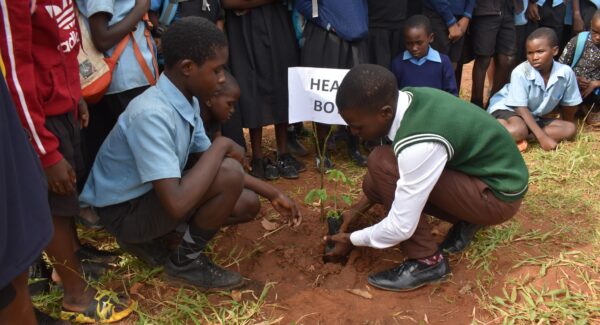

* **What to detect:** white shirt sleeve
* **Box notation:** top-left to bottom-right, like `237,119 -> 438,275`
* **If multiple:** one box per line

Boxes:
350,142 -> 448,249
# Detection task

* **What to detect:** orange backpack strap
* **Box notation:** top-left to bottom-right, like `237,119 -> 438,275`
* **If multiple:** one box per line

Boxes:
129,13 -> 158,85
107,34 -> 131,67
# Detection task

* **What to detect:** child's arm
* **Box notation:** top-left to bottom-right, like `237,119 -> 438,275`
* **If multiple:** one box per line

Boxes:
221,0 -> 275,10
441,55 -> 458,96
572,0 -> 585,34
152,137 -> 245,220
87,0 -> 150,52
514,107 -> 557,150
244,174 -> 302,226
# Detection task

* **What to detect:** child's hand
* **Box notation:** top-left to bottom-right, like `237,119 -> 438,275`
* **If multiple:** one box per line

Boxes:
271,193 -> 302,227
448,24 -> 462,42
577,76 -> 590,91
538,135 -> 558,151
324,232 -> 351,245
526,4 -> 541,21
45,158 -> 77,195
582,80 -> 600,98
457,18 -> 469,36
78,98 -> 89,129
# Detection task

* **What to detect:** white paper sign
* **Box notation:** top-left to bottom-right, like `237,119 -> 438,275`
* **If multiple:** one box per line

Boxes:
288,67 -> 349,126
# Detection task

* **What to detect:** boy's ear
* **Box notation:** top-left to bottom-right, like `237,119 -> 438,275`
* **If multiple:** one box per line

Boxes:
551,45 -> 559,57
179,59 -> 196,77
379,105 -> 394,120
428,33 -> 435,43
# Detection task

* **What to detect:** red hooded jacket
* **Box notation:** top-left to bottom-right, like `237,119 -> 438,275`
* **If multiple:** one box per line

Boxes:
0,0 -> 81,168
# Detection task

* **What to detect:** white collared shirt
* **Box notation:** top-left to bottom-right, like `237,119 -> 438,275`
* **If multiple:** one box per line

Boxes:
350,91 -> 449,249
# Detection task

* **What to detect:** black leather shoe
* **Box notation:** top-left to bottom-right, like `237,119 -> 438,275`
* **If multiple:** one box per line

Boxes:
368,258 -> 451,291
76,243 -> 120,264
439,221 -> 483,254
165,254 -> 243,290
117,238 -> 169,267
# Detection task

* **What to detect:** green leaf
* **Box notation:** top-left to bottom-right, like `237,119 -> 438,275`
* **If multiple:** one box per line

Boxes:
327,210 -> 341,219
304,189 -> 320,204
341,194 -> 352,206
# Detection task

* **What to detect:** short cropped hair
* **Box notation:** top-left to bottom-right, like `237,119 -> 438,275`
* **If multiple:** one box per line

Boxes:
162,17 -> 228,69
336,64 -> 398,113
404,14 -> 432,35
220,70 -> 240,95
527,27 -> 559,48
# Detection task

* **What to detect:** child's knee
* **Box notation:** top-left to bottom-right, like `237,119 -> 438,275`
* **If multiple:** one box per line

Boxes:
231,190 -> 260,224
564,121 -> 577,139
217,158 -> 244,188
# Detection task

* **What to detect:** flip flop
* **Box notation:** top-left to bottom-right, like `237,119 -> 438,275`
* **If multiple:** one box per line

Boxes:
60,290 -> 135,323
517,140 -> 528,152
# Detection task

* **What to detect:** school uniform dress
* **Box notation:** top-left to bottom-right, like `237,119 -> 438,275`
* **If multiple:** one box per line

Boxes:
488,61 -> 583,122
77,0 -> 158,168
367,0 -> 407,69
390,47 -> 459,96
296,0 -> 369,69
225,3 -> 299,130
0,74 -> 52,304
80,74 -> 211,243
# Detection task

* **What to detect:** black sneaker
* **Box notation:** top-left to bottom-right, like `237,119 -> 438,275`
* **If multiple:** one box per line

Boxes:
439,221 -> 483,254
368,258 -> 451,292
29,256 -> 51,296
263,157 -> 280,180
279,153 -> 306,173
275,155 -> 299,179
81,260 -> 109,282
76,243 -> 120,264
164,254 -> 243,290
117,238 -> 169,267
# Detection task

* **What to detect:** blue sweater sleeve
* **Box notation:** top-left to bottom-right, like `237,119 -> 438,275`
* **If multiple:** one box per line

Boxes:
463,0 -> 475,18
425,0 -> 457,26
390,56 -> 404,89
441,55 -> 458,96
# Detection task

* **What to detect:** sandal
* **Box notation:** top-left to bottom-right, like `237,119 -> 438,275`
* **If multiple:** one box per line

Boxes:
60,290 -> 135,323
517,139 -> 528,152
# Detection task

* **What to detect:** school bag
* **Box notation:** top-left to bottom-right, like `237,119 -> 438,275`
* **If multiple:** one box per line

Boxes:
77,12 -> 158,104
571,31 -> 590,69
571,31 -> 600,96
